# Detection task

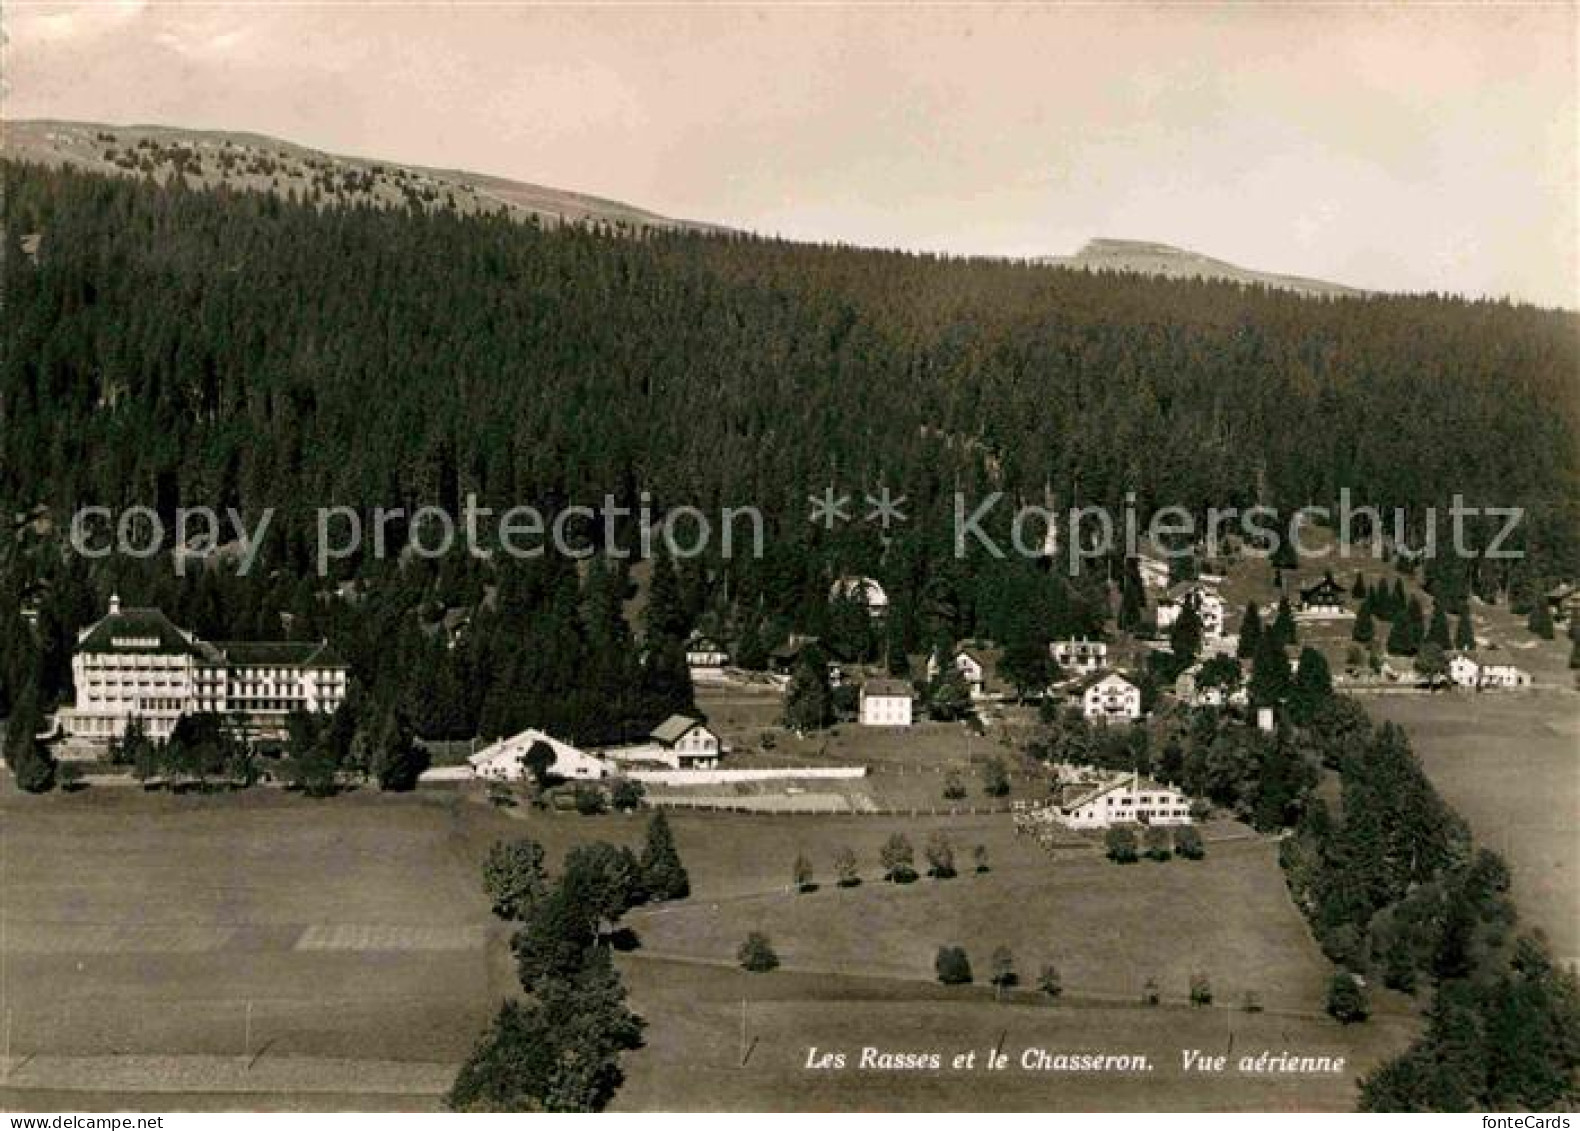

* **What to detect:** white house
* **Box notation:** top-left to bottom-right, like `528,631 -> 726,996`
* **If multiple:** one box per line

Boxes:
1448,653 -> 1480,690
859,678 -> 914,726
1135,555 -> 1171,591
685,633 -> 730,680
926,648 -> 986,699
1079,672 -> 1143,722
1060,773 -> 1193,829
1155,582 -> 1226,638
1051,638 -> 1107,675
1478,664 -> 1532,690
830,576 -> 889,619
57,595 -> 348,748
651,714 -> 724,769
470,728 -> 609,782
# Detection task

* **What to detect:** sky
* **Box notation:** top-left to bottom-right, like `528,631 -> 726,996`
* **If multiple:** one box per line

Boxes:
4,1 -> 1576,307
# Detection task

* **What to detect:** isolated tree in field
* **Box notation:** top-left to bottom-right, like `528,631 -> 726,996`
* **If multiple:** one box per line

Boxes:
1038,964 -> 1063,998
1173,825 -> 1205,860
1189,973 -> 1213,1006
1142,825 -> 1172,862
833,846 -> 860,887
1414,642 -> 1449,690
973,844 -> 990,874
980,756 -> 1010,797
482,838 -> 548,920
1141,976 -> 1161,1006
925,831 -> 957,879
934,946 -> 973,985
792,853 -> 814,893
880,833 -> 917,883
1528,598 -> 1555,640
640,811 -> 690,901
1237,602 -> 1263,659
1326,972 -> 1370,1024
1352,602 -> 1375,645
942,771 -> 966,800
990,946 -> 1017,996
737,932 -> 779,973
1427,605 -> 1452,650
1456,609 -> 1476,651
1105,825 -> 1139,864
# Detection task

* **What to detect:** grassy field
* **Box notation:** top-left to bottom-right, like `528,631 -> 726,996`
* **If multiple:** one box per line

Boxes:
1366,690 -> 1580,964
2,777 -> 1411,1110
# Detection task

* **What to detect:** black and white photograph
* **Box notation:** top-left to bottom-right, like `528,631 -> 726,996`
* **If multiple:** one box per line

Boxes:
0,0 -> 1576,1117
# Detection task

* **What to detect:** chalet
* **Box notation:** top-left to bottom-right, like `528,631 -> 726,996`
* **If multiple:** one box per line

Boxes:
768,634 -> 819,675
1079,672 -> 1143,722
650,714 -> 724,769
470,728 -> 609,782
1060,773 -> 1192,829
1051,638 -> 1107,675
1448,653 -> 1480,690
1546,583 -> 1580,622
685,633 -> 730,679
1478,664 -> 1532,691
926,648 -> 986,699
1174,663 -> 1246,708
1299,574 -> 1348,617
1155,582 -> 1226,638
830,575 -> 889,619
859,678 -> 914,726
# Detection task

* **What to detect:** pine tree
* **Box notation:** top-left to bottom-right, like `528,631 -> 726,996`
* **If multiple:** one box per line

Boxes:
1353,602 -> 1376,644
639,811 -> 690,901
1248,631 -> 1291,708
1289,647 -> 1334,724
1427,604 -> 1452,650
1455,609 -> 1476,651
1351,573 -> 1368,600
1271,597 -> 1298,648
1237,602 -> 1263,660
1527,598 -> 1555,640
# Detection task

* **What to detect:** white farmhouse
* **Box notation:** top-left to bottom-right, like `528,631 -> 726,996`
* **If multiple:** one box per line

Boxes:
1061,773 -> 1192,829
1478,663 -> 1532,690
1448,653 -> 1480,690
1155,582 -> 1226,638
1079,672 -> 1143,722
1051,638 -> 1107,675
926,648 -> 986,699
859,678 -> 914,726
830,575 -> 889,619
470,728 -> 609,782
651,714 -> 724,769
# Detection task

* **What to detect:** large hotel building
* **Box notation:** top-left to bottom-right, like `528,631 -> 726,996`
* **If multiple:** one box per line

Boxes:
59,596 -> 349,748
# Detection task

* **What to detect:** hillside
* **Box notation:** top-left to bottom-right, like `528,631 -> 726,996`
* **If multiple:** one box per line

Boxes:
1,119 -> 728,234
1039,237 -> 1363,298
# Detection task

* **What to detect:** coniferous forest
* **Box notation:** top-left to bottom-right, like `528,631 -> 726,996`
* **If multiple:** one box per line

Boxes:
2,160 -> 1578,746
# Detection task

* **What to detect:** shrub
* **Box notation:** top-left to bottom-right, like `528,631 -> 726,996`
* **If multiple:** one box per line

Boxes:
1174,825 -> 1205,860
942,771 -> 967,800
1105,825 -> 1140,864
573,784 -> 609,815
880,833 -> 917,883
1189,973 -> 1213,1006
924,831 -> 957,879
973,844 -> 990,874
609,777 -> 645,811
737,932 -> 780,973
935,946 -> 973,985
1038,964 -> 1063,998
1140,976 -> 1160,1006
1326,972 -> 1370,1024
1143,825 -> 1173,862
792,853 -> 815,893
833,846 -> 860,887
980,757 -> 1010,797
